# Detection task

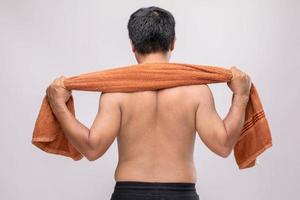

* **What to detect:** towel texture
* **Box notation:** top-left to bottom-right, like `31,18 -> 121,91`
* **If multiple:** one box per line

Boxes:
32,62 -> 272,169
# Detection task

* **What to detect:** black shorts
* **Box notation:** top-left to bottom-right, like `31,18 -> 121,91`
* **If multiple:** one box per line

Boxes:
110,181 -> 200,200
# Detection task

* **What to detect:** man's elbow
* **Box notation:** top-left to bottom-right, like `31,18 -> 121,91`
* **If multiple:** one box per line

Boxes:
86,155 -> 99,161
86,155 -> 97,161
219,132 -> 234,158
84,150 -> 100,161
219,147 -> 232,158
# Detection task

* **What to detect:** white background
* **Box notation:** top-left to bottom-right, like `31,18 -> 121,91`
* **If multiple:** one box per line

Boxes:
0,0 -> 299,199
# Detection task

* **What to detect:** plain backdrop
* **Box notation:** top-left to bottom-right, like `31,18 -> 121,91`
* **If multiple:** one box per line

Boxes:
1,0 -> 299,200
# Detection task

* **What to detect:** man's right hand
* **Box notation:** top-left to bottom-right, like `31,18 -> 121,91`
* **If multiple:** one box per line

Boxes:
227,66 -> 252,97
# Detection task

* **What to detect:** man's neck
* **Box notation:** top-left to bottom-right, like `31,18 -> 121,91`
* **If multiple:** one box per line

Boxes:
137,52 -> 170,64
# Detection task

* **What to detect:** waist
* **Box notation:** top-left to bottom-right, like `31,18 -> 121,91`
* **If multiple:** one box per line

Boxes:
114,160 -> 197,183
112,181 -> 199,199
114,181 -> 196,191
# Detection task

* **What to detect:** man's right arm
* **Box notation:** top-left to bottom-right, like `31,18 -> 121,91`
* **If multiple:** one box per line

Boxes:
195,67 -> 251,158
222,93 -> 249,154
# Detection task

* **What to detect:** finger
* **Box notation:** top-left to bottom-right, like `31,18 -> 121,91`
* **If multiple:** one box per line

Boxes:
59,76 -> 65,83
58,78 -> 67,89
53,78 -> 60,84
230,68 -> 238,76
59,75 -> 66,80
61,81 -> 66,89
56,76 -> 63,83
55,75 -> 65,81
231,66 -> 242,75
59,76 -> 67,85
233,67 -> 242,73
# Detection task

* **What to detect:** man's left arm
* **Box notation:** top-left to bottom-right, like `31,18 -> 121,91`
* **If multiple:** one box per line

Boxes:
47,76 -> 121,161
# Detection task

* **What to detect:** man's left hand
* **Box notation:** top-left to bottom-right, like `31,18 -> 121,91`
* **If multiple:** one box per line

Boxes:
46,75 -> 72,106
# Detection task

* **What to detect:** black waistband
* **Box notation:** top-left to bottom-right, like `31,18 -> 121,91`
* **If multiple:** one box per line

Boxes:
114,181 -> 196,191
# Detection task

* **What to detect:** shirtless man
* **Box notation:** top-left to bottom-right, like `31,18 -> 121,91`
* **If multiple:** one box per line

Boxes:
46,6 -> 251,200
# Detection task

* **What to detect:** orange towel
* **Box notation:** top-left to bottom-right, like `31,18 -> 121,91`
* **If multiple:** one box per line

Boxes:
31,62 -> 272,169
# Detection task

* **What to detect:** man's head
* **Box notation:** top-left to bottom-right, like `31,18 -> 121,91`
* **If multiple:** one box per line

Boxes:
127,6 -> 176,63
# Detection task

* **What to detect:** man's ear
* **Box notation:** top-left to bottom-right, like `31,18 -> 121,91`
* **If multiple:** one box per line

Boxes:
170,37 -> 176,51
129,40 -> 136,52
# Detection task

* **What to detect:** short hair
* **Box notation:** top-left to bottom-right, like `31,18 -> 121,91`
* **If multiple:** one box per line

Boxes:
127,6 -> 176,54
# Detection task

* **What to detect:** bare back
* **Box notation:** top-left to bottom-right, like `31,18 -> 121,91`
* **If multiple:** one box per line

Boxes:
114,85 -> 204,183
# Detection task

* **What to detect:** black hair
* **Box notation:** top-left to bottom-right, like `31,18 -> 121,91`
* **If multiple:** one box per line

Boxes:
127,6 -> 176,54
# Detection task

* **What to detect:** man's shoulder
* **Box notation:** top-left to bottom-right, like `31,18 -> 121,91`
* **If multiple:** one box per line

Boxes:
101,91 -> 125,97
183,84 -> 213,104
99,92 -> 126,106
184,84 -> 211,95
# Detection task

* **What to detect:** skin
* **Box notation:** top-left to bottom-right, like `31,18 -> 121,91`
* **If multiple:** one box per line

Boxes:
46,39 -> 251,183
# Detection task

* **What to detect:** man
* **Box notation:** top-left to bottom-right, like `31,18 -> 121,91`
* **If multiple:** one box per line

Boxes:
46,6 -> 251,200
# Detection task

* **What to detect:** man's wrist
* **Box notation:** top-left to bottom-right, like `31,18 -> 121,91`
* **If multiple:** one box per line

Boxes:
234,93 -> 250,100
232,93 -> 249,108
49,101 -> 67,115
